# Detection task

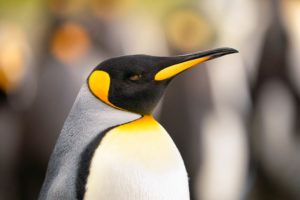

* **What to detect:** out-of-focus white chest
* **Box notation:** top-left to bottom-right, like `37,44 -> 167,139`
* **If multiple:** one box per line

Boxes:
84,115 -> 190,200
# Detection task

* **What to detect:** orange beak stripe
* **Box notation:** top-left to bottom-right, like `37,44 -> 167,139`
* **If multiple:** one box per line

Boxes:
154,56 -> 211,81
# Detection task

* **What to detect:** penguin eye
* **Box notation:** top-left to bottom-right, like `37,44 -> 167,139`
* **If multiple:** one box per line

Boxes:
129,74 -> 142,81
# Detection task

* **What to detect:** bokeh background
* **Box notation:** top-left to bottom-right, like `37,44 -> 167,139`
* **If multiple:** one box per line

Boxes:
1,0 -> 300,199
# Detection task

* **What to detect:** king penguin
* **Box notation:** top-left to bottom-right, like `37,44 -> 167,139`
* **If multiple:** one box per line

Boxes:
39,47 -> 238,200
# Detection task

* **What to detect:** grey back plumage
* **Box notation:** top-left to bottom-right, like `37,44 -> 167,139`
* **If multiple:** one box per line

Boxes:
39,83 -> 140,200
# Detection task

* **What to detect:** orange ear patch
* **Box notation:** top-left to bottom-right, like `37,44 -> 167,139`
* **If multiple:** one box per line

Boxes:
88,70 -> 120,109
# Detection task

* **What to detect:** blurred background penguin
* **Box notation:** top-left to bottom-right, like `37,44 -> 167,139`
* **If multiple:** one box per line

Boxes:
1,0 -> 300,199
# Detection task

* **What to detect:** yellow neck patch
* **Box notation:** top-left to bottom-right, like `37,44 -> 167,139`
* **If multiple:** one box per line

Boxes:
88,70 -> 120,110
155,56 -> 210,81
117,115 -> 159,132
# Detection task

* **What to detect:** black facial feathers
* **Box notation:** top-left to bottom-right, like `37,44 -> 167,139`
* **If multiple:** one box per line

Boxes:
90,55 -> 176,114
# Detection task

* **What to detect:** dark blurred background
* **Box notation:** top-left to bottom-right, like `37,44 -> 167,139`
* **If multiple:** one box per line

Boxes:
1,0 -> 300,199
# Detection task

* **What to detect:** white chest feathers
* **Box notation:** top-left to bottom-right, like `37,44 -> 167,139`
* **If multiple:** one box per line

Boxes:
84,116 -> 190,200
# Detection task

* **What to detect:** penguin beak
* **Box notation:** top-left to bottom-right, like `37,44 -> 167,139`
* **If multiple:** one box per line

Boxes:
154,47 -> 238,81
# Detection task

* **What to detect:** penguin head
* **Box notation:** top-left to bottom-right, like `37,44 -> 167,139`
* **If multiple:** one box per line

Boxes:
88,47 -> 238,115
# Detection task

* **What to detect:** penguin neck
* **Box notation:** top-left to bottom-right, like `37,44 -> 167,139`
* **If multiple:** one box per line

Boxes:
116,115 -> 159,132
72,83 -> 142,127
